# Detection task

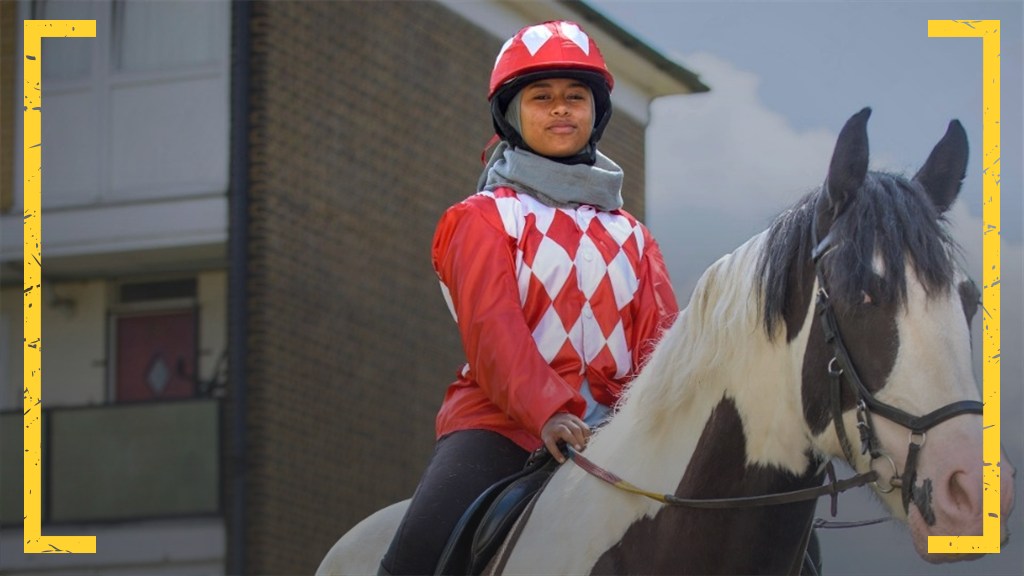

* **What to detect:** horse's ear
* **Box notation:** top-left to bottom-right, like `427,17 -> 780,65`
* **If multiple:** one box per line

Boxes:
826,108 -> 871,214
913,120 -> 968,215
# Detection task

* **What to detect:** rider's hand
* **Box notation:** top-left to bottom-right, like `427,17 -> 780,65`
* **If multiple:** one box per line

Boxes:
541,412 -> 591,463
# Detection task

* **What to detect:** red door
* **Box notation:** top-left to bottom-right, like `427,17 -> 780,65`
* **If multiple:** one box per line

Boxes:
116,310 -> 196,402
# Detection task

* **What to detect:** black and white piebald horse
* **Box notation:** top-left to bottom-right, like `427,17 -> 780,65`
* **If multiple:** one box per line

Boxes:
317,108 -> 1016,575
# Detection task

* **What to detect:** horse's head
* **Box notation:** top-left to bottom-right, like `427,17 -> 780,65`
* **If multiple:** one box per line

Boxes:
761,108 -> 1014,562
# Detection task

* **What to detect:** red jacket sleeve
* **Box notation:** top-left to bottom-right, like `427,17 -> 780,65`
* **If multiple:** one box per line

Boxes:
432,197 -> 587,438
629,226 -> 680,376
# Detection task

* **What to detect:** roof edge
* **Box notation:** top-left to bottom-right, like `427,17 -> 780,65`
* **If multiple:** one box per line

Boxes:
558,0 -> 710,95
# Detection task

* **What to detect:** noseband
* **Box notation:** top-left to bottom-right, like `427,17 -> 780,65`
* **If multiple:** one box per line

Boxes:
811,216 -> 983,513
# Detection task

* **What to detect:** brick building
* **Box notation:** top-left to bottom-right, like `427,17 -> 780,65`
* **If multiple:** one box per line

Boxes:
0,2 -> 706,574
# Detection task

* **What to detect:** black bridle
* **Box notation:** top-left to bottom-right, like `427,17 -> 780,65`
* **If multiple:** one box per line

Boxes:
810,215 -> 984,513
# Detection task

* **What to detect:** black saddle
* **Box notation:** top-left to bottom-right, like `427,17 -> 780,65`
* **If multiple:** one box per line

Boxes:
434,447 -> 564,576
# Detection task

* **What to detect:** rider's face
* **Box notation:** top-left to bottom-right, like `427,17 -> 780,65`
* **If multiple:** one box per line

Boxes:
518,78 -> 594,158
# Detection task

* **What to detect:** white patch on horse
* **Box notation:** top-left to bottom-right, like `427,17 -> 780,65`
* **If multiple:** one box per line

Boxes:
880,267 -> 977,415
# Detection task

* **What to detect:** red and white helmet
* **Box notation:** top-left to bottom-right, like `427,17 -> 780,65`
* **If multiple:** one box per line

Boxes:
489,20 -> 614,100
488,21 -> 615,161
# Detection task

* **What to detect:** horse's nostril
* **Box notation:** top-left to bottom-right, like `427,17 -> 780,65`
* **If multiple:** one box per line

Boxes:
947,471 -> 976,513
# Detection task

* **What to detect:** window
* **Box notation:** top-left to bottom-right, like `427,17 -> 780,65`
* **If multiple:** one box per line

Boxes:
116,1 -> 221,72
16,0 -> 230,211
34,0 -> 95,81
34,0 -> 224,78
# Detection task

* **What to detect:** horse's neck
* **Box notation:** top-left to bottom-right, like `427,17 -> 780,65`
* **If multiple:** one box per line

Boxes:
504,237 -> 818,574
596,233 -> 812,481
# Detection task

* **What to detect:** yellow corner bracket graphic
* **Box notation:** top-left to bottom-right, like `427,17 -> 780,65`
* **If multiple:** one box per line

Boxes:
927,20 -> 1002,555
23,19 -> 97,554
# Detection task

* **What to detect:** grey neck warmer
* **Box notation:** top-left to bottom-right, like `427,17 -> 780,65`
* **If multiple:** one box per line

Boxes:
478,143 -> 624,211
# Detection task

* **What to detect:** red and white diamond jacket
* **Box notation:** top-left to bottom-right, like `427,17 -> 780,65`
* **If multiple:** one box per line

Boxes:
432,187 -> 679,451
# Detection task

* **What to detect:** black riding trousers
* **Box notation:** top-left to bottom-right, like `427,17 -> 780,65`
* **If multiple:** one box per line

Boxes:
381,429 -> 530,576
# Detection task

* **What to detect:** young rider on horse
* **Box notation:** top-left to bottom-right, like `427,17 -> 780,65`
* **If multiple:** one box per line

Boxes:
378,21 -> 679,576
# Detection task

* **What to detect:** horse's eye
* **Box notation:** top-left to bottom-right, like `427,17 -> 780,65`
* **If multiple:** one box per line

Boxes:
958,280 -> 981,323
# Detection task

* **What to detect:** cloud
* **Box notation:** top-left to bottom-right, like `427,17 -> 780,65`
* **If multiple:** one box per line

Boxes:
647,52 -> 913,299
649,52 -> 836,217
647,52 -> 840,299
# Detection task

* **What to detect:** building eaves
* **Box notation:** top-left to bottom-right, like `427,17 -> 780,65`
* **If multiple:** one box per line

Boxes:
557,0 -> 710,96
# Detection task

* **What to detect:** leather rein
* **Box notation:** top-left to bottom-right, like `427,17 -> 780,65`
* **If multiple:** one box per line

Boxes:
567,448 -> 874,516
567,210 -> 983,517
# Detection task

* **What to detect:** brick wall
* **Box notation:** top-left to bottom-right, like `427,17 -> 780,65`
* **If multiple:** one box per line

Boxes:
242,2 -> 646,573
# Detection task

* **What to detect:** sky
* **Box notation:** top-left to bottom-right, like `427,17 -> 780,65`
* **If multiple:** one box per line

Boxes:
588,2 -> 1023,574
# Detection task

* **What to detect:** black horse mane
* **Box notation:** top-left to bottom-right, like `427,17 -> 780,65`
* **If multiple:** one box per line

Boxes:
756,171 -> 961,339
